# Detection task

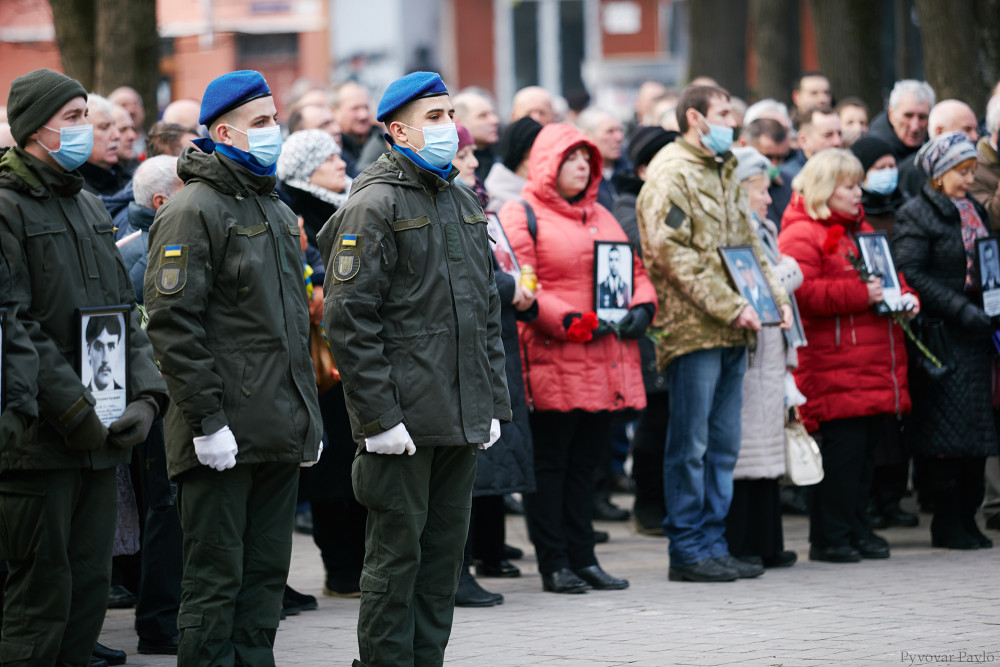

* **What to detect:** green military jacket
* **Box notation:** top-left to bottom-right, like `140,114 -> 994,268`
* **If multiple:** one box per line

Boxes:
636,139 -> 789,368
0,147 -> 167,472
0,249 -> 38,421
144,148 -> 322,479
317,149 -> 511,447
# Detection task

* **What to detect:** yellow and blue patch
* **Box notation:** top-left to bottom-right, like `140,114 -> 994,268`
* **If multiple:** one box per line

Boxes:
341,234 -> 357,247
164,244 -> 183,257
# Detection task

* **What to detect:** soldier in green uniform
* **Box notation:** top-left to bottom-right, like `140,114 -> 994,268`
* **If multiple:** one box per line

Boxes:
318,71 -> 511,667
0,68 -> 168,665
143,70 -> 322,667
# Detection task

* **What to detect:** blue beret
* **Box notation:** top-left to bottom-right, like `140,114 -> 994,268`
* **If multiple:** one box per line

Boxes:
199,70 -> 272,127
376,71 -> 449,123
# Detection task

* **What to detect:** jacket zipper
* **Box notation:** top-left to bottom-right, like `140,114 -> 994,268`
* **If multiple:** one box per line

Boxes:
835,316 -> 841,346
888,319 -> 901,415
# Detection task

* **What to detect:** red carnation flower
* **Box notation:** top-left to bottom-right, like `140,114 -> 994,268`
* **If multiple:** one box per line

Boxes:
566,318 -> 594,342
580,311 -> 599,329
822,226 -> 845,255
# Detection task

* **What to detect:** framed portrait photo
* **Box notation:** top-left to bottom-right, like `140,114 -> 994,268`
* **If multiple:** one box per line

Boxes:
857,232 -> 902,311
77,305 -> 130,427
593,241 -> 634,323
719,245 -> 783,326
486,212 -> 520,282
977,237 -> 1000,317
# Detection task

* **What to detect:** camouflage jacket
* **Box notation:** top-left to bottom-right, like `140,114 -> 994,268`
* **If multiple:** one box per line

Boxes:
636,138 -> 789,368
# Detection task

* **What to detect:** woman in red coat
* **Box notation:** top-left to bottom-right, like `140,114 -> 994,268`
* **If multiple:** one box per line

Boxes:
498,123 -> 656,593
778,149 -> 917,564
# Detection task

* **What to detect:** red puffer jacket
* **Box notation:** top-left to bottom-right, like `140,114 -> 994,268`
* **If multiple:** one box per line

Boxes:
778,193 -> 913,432
498,123 -> 656,413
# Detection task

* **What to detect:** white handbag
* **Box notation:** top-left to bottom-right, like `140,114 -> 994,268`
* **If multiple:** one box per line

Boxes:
784,408 -> 824,486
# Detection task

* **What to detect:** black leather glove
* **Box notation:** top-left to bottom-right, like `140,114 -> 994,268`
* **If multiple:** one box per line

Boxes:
617,303 -> 655,339
65,409 -> 109,451
959,303 -> 992,334
592,321 -> 617,339
108,396 -> 158,449
563,312 -> 583,331
0,410 -> 27,453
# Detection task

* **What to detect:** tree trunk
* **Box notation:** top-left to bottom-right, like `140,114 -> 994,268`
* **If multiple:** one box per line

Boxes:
749,0 -> 798,103
974,0 -> 1000,107
95,0 -> 159,129
913,0 -> 987,111
688,0 -> 749,99
49,0 -> 96,92
808,0 -> 882,114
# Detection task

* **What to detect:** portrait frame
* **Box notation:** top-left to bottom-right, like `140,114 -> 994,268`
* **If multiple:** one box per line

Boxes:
0,307 -> 6,414
857,232 -> 902,312
486,212 -> 520,282
977,237 -> 1000,317
77,305 -> 130,427
719,245 -> 783,326
593,241 -> 634,324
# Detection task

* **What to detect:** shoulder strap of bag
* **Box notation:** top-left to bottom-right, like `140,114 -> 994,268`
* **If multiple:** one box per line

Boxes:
519,199 -> 537,245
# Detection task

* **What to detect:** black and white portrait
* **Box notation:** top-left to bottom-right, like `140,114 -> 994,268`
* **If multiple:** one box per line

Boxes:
79,308 -> 128,426
720,246 -> 782,326
858,232 -> 901,310
594,241 -> 633,323
978,237 -> 1000,316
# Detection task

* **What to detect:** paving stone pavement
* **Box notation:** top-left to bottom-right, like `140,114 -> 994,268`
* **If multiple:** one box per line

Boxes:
101,496 -> 1000,666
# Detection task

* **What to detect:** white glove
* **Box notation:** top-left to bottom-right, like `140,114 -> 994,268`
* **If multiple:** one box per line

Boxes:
479,418 -> 501,450
365,423 -> 416,455
193,425 -> 238,471
784,372 -> 807,407
901,292 -> 919,311
301,440 -> 324,468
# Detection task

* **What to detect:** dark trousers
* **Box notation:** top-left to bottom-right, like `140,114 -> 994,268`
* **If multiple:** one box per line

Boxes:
134,420 -> 183,642
725,478 -> 784,559
311,498 -> 366,594
0,467 -> 116,666
175,462 -> 299,667
523,410 -> 613,575
463,494 -> 506,570
351,445 -> 476,667
924,456 -> 987,540
810,416 -> 880,549
632,392 -> 669,528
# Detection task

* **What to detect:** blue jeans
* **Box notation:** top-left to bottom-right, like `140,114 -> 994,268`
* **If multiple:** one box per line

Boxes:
663,346 -> 747,566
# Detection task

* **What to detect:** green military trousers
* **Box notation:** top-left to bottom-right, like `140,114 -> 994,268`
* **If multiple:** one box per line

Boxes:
175,461 -> 298,667
351,444 -> 477,667
0,467 -> 116,666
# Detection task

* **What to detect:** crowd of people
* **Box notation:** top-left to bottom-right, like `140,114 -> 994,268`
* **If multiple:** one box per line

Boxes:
0,63 -> 999,667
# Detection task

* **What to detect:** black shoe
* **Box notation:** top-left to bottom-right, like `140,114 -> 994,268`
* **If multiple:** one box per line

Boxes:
455,572 -> 504,607
715,554 -> 764,578
969,528 -> 994,549
854,538 -> 890,559
762,550 -> 798,568
107,584 -> 136,609
93,642 -> 127,666
502,543 -> 524,560
736,555 -> 764,567
138,635 -> 179,655
932,531 -> 981,550
573,564 -> 629,590
668,558 -> 738,582
809,545 -> 862,563
593,498 -> 630,522
593,530 -> 610,544
89,658 -> 108,667
503,493 -> 524,515
883,504 -> 919,527
283,585 -> 318,614
632,505 -> 666,536
610,471 -> 634,494
476,559 -> 520,578
541,567 -> 591,594
986,514 -> 1000,531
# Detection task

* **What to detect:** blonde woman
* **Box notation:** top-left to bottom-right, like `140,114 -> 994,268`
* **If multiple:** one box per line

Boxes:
778,149 -> 918,563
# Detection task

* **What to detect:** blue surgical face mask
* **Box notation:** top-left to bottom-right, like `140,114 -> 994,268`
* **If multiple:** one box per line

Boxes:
697,114 -> 734,155
225,124 -> 283,166
38,124 -> 94,171
864,167 -> 898,195
401,122 -> 459,169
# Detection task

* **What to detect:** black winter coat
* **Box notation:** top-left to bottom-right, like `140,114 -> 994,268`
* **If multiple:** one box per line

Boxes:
474,265 -> 536,496
892,184 -> 998,458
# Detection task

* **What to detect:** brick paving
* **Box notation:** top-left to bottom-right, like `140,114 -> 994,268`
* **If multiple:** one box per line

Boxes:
101,496 -> 1000,666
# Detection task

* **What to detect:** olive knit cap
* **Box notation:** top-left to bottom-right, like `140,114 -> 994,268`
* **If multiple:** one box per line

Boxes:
7,69 -> 88,147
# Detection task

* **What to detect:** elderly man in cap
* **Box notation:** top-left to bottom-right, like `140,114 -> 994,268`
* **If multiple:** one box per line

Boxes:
0,68 -> 168,665
318,70 -> 510,667
143,70 -> 322,666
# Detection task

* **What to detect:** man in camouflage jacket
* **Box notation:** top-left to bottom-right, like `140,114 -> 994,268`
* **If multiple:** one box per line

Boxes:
637,85 -> 790,583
